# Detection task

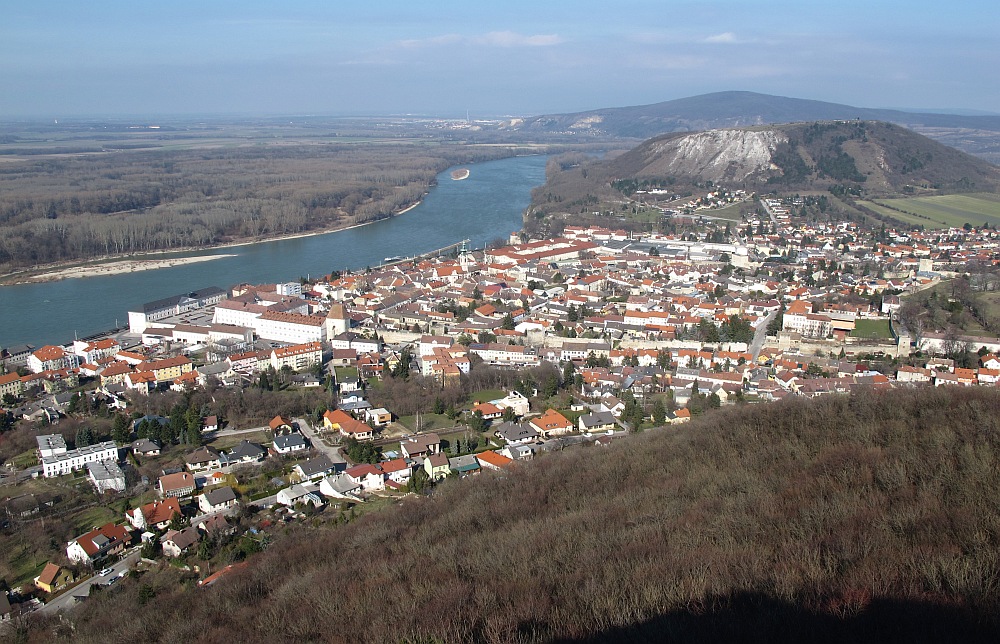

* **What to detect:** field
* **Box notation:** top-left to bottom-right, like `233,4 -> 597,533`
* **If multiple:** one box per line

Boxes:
850,318 -> 894,339
862,193 -> 1000,229
395,413 -> 457,433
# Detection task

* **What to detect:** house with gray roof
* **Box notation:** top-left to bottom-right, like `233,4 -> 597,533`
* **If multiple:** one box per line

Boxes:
579,411 -> 617,433
220,440 -> 267,466
494,421 -> 539,446
319,473 -> 362,500
198,486 -> 238,514
294,455 -> 338,481
448,454 -> 480,477
273,433 -> 308,455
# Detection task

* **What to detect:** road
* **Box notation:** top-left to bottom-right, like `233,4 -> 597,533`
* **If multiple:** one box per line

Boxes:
39,550 -> 140,615
751,309 -> 777,361
208,424 -> 271,439
296,417 -> 346,467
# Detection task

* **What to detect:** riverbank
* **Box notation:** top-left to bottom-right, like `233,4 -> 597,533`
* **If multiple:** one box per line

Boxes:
17,254 -> 239,284
0,197 -> 425,286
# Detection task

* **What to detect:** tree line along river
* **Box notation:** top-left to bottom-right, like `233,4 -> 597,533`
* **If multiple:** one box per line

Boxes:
0,155 -> 547,348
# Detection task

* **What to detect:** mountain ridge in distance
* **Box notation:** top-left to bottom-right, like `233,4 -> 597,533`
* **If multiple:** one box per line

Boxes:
511,91 -> 1000,155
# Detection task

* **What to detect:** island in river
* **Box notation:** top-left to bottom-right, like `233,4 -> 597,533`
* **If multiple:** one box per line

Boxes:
451,168 -> 471,180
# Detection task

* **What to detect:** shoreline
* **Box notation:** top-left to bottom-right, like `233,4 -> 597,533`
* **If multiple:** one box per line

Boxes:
16,254 -> 239,284
0,197 -> 426,286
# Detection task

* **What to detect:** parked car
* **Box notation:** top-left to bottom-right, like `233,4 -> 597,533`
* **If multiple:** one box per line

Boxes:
99,568 -> 113,577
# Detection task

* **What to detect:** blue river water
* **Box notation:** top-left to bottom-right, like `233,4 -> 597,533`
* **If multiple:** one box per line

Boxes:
0,155 -> 547,348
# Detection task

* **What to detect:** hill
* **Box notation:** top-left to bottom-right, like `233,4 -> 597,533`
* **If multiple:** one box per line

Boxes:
529,120 -> 1000,219
53,387 -> 1000,643
512,91 -> 1000,140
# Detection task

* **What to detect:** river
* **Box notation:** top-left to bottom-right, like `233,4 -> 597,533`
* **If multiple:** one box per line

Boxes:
0,154 -> 547,348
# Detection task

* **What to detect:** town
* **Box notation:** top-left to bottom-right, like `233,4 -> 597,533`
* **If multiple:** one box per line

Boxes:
2,192 -> 999,621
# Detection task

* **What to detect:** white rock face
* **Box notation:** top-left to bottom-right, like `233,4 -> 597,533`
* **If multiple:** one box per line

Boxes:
569,115 -> 604,129
646,129 -> 787,182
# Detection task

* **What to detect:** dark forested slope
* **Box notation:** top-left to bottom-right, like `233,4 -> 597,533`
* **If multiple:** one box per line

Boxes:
58,387 -> 1000,643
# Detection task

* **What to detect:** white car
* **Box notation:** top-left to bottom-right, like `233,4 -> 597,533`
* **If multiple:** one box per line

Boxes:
99,567 -> 114,577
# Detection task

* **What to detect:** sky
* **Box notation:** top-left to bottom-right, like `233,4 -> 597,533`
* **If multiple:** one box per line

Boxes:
2,0 -> 998,118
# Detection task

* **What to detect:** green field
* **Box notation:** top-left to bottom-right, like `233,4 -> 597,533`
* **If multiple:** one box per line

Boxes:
862,193 -> 1000,229
396,413 -> 456,433
850,319 -> 894,340
702,202 -> 746,222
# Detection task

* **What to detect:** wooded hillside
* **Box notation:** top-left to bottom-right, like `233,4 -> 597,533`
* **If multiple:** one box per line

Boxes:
45,387 -> 1000,643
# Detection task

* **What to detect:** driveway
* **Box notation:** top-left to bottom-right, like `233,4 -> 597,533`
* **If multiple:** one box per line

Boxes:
39,550 -> 140,615
296,417 -> 346,466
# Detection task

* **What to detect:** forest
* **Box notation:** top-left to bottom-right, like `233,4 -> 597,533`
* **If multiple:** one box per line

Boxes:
24,385 -> 1000,643
0,127 -> 532,275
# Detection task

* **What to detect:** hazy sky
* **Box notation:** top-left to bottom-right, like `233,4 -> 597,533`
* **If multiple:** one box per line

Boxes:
2,0 -> 997,118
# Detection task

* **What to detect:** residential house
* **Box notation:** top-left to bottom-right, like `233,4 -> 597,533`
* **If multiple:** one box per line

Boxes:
423,453 -> 451,481
131,438 -> 162,456
270,341 -> 324,371
269,415 -> 295,433
492,390 -> 531,416
158,471 -> 196,498
345,464 -> 386,491
127,498 -> 182,530
400,433 -> 441,459
0,372 -> 24,399
379,458 -> 412,487
197,487 -> 239,514
471,401 -> 504,421
273,433 -> 308,454
36,434 -> 67,459
319,473 -> 362,500
185,446 -> 222,471
198,513 -> 234,537
579,411 -> 617,433
476,450 -> 513,471
449,454 -> 481,477
87,459 -> 126,493
528,409 -> 574,437
277,484 -> 323,507
201,415 -> 219,432
494,421 -> 539,446
364,407 -> 392,427
28,345 -> 80,374
668,408 -> 691,424
161,526 -> 201,558
67,522 -> 131,564
323,409 -> 375,441
35,563 -> 74,593
220,440 -> 267,466
293,455 -> 338,482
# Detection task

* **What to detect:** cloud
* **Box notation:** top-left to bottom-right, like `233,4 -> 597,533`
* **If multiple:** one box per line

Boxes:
397,31 -> 564,49
704,32 -> 738,44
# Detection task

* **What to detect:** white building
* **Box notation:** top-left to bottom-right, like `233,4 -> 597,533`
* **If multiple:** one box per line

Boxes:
43,441 -> 119,478
128,287 -> 227,334
36,434 -> 67,459
87,459 -> 126,493
255,311 -> 326,344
